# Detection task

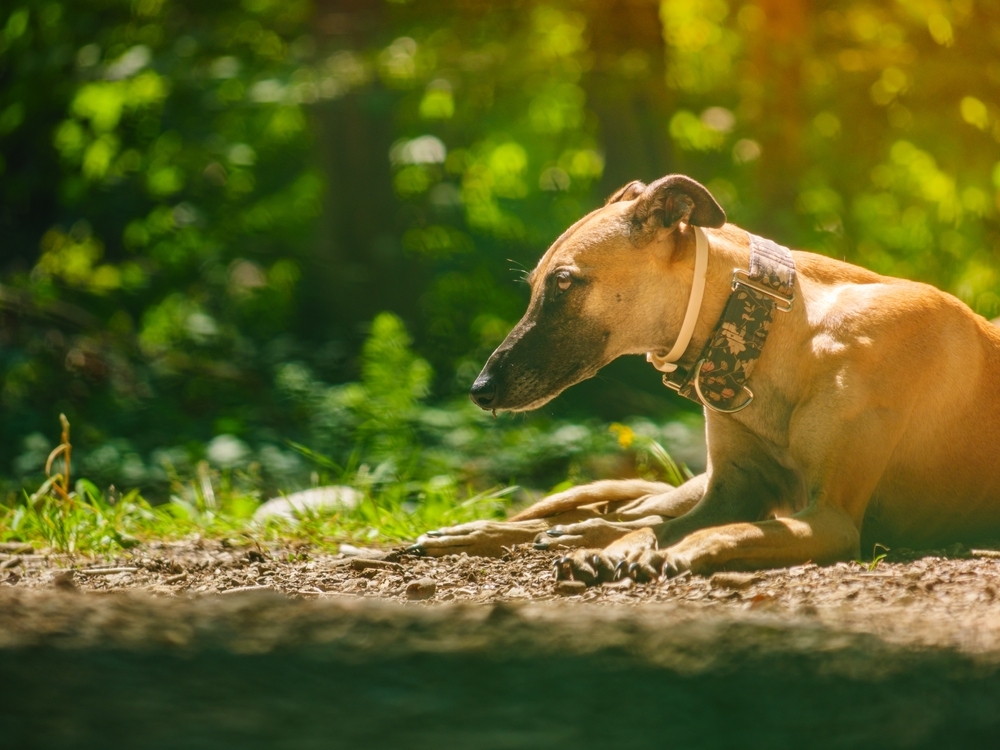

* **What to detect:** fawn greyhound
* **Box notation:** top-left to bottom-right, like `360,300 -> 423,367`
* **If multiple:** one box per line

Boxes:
408,174 -> 1000,584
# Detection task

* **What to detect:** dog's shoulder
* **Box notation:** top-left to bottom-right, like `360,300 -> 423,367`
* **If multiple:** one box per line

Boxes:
793,250 -> 887,286
794,249 -> 971,318
788,248 -> 993,357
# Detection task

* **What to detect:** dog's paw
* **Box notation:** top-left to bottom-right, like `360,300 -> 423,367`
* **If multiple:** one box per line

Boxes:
406,520 -> 542,558
552,528 -> 661,586
616,545 -> 700,582
552,548 -> 626,586
614,549 -> 690,582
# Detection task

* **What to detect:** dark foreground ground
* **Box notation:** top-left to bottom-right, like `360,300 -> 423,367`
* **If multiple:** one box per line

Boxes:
5,539 -> 1000,748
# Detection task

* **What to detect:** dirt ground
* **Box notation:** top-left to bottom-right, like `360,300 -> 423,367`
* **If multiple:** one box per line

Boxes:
7,539 -> 1000,748
5,537 -> 1000,653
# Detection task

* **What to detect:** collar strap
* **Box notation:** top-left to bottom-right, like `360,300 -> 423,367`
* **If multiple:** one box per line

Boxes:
662,231 -> 796,413
645,225 -> 709,374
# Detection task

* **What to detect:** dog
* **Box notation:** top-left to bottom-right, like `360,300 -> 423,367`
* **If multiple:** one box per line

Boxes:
408,174 -> 1000,585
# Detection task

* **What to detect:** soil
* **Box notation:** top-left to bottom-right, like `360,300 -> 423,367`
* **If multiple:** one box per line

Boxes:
4,538 -> 1000,650
5,539 -> 1000,749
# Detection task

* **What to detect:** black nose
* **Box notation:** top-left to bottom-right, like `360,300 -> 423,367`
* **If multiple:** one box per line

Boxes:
469,376 -> 496,409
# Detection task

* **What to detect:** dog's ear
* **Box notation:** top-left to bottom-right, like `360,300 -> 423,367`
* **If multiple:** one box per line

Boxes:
605,180 -> 647,205
629,175 -> 726,243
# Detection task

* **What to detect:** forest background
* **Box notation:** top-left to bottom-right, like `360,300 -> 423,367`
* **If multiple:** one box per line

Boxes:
1,0 -> 998,526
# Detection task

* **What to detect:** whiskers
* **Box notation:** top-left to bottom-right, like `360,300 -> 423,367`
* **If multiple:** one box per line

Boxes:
508,259 -> 531,284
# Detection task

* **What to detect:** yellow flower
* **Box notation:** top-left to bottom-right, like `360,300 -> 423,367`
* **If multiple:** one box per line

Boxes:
609,423 -> 634,449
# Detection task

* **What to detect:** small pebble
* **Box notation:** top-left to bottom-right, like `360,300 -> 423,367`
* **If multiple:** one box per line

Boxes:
406,578 -> 436,601
602,577 -> 634,591
710,572 -> 759,591
51,570 -> 77,592
555,580 -> 587,596
350,558 -> 403,573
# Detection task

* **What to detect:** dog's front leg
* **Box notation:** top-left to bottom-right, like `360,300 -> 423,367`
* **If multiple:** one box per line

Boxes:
532,473 -> 707,552
554,449 -> 793,584
407,518 -> 553,557
575,396 -> 906,581
408,478 -> 694,558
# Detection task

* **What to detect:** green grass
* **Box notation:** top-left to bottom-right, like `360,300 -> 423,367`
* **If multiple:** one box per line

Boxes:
0,411 -> 512,556
1,413 -> 690,558
0,477 -> 514,557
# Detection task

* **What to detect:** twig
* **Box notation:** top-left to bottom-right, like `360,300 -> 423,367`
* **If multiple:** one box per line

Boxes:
970,549 -> 1000,559
0,542 -> 34,554
219,585 -> 278,595
163,572 -> 188,584
76,567 -> 139,576
60,414 -> 72,495
42,414 -> 73,501
349,558 -> 403,572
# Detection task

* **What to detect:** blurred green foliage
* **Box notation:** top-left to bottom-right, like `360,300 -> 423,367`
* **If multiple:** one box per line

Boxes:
2,0 -> 1000,507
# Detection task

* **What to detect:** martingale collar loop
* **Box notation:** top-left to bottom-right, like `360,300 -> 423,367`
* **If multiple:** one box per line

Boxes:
663,231 -> 796,413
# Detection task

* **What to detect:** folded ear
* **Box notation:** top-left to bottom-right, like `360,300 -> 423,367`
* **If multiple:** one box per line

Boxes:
629,174 -> 726,244
605,180 -> 647,205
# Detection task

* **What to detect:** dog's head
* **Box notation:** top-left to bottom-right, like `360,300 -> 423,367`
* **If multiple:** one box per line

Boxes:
470,174 -> 726,412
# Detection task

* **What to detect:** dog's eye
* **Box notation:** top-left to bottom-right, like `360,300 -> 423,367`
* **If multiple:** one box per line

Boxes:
556,272 -> 573,292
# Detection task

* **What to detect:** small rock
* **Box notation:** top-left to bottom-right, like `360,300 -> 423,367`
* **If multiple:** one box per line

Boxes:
602,577 -> 634,591
710,572 -> 759,590
748,593 -> 777,610
350,558 -> 402,573
51,570 -> 77,592
555,580 -> 587,596
406,578 -> 436,600
252,486 -> 361,523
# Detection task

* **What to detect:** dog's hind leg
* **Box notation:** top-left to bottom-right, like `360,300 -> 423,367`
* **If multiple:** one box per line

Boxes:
624,503 -> 861,580
554,504 -> 860,584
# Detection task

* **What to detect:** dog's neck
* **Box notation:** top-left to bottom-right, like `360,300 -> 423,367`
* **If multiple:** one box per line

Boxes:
645,225 -> 709,374
656,223 -> 754,371
646,223 -> 796,415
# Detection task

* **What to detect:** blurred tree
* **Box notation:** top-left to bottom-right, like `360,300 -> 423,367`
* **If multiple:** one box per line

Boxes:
2,0 -> 999,496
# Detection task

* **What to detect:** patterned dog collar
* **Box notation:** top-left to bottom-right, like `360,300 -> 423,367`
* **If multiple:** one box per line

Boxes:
663,232 -> 796,413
